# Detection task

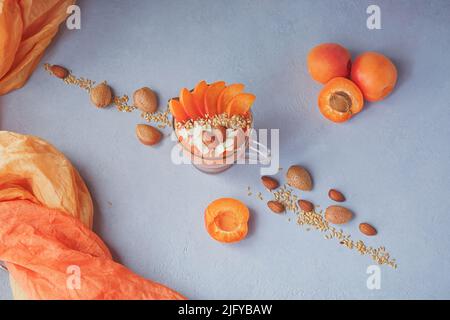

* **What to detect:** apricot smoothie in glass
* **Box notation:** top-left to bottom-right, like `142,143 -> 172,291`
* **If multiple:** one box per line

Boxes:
169,81 -> 256,174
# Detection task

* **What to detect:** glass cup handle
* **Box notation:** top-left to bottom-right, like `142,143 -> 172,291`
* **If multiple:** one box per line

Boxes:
245,140 -> 271,165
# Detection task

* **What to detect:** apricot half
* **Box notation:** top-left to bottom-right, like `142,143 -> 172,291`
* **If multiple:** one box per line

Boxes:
205,198 -> 250,243
351,52 -> 397,102
318,77 -> 364,123
307,43 -> 351,84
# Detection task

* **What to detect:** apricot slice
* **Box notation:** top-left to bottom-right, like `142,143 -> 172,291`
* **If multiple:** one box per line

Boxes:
217,83 -> 245,114
192,80 -> 208,117
226,93 -> 256,116
204,81 -> 226,117
205,198 -> 250,243
169,99 -> 190,122
180,88 -> 201,119
351,52 -> 397,102
307,43 -> 351,84
318,77 -> 364,123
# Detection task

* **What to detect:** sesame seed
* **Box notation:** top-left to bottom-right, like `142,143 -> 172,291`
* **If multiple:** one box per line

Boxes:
271,184 -> 397,269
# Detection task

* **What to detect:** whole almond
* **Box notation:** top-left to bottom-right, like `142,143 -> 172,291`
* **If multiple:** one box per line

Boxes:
214,126 -> 227,143
90,83 -> 112,108
261,176 -> 279,190
49,65 -> 69,79
298,200 -> 314,212
133,87 -> 158,113
267,201 -> 285,214
135,124 -> 162,146
328,189 -> 345,202
286,165 -> 313,191
359,223 -> 377,236
202,130 -> 216,147
325,205 -> 353,224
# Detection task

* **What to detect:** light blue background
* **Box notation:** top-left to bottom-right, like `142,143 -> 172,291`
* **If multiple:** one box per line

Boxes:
1,0 -> 449,299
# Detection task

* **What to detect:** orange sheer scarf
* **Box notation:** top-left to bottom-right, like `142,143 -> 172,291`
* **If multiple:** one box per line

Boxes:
0,0 -> 75,95
0,131 -> 185,300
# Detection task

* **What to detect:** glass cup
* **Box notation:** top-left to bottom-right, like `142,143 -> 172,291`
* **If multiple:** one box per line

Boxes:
173,114 -> 258,174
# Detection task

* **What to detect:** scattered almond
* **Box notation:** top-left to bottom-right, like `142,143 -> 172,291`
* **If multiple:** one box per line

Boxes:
135,124 -> 162,146
325,205 -> 353,224
267,201 -> 285,214
202,130 -> 216,147
214,126 -> 227,143
286,165 -> 313,191
49,65 -> 69,79
261,176 -> 279,190
359,223 -> 377,236
328,189 -> 345,202
201,126 -> 227,147
298,200 -> 314,212
90,83 -> 112,108
133,87 -> 158,113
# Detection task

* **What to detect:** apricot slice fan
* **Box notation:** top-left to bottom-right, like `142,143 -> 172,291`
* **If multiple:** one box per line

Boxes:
169,81 -> 255,124
205,198 -> 250,243
318,77 -> 364,123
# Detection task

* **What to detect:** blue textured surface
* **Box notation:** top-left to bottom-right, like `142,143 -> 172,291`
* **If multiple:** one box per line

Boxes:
1,0 -> 450,299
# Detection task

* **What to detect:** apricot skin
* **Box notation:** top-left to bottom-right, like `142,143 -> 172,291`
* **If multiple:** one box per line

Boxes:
351,52 -> 397,102
307,43 -> 351,84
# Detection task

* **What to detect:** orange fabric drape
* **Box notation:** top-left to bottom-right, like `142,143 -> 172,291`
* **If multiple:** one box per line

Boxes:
0,131 -> 185,300
0,0 -> 75,95
0,200 -> 185,300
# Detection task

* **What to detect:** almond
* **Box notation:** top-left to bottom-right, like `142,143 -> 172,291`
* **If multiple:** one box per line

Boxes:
359,223 -> 377,236
214,126 -> 227,143
261,176 -> 279,190
90,83 -> 112,108
49,65 -> 69,79
202,130 -> 216,147
298,200 -> 314,212
328,189 -> 345,202
135,124 -> 162,146
325,205 -> 353,224
202,126 -> 227,148
286,165 -> 313,191
267,201 -> 285,214
133,87 -> 158,113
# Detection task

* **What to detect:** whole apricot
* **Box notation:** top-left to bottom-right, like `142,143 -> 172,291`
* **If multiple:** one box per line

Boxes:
307,43 -> 351,84
351,52 -> 397,102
